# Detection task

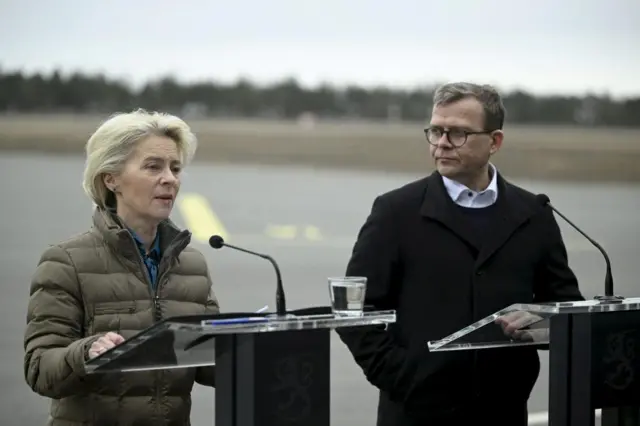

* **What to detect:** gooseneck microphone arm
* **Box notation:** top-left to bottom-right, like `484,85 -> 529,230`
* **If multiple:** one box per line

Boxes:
208,235 -> 287,316
536,194 -> 622,303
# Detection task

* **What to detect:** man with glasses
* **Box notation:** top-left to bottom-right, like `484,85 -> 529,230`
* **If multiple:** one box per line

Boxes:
337,82 -> 583,425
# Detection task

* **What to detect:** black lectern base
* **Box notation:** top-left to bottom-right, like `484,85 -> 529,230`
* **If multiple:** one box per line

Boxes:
215,328 -> 330,426
550,309 -> 640,426
603,407 -> 640,426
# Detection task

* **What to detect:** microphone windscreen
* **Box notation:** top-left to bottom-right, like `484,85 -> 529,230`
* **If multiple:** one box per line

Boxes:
535,194 -> 550,206
209,235 -> 224,249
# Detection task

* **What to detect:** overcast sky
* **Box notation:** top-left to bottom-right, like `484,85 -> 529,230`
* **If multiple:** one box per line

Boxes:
1,0 -> 638,98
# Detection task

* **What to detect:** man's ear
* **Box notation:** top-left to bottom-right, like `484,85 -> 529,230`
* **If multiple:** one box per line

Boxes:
489,130 -> 504,156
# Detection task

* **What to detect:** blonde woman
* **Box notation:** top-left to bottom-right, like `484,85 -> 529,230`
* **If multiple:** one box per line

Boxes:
23,109 -> 220,425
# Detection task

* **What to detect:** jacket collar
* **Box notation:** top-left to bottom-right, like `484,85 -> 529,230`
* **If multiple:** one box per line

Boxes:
420,170 -> 534,269
91,207 -> 191,265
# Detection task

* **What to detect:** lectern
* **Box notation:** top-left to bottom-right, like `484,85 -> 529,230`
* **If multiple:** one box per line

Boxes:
85,307 -> 396,426
427,298 -> 640,426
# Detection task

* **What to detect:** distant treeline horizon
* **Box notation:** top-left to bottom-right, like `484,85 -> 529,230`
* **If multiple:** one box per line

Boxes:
1,67 -> 638,127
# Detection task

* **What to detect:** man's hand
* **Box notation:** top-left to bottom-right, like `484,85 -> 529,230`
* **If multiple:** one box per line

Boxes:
87,332 -> 125,359
495,311 -> 548,342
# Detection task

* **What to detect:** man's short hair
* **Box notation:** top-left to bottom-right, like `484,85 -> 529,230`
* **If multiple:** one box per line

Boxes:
433,82 -> 506,130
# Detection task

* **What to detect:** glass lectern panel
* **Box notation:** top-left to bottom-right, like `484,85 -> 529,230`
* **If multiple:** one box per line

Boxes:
84,324 -> 216,374
85,308 -> 396,374
427,297 -> 640,352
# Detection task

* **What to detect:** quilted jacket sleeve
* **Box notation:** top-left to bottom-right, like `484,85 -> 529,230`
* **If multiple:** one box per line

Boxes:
24,245 -> 99,398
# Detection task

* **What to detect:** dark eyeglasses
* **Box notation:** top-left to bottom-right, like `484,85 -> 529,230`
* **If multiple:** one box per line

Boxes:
424,127 -> 494,147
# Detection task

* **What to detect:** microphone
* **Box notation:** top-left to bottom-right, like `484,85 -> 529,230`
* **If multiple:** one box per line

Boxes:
535,194 -> 623,303
208,235 -> 287,316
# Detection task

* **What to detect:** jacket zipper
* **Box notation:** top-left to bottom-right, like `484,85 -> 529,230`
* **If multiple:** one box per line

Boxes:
129,230 -> 189,321
150,234 -> 187,322
153,264 -> 173,322
127,232 -> 185,425
130,241 -> 165,323
151,231 -> 190,321
132,244 -> 171,425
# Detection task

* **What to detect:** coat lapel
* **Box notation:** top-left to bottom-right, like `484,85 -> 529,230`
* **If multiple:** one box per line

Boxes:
419,171 -> 535,268
419,172 -> 479,250
474,175 -> 534,269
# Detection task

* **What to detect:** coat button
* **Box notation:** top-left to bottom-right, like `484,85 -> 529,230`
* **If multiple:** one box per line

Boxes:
476,270 -> 484,276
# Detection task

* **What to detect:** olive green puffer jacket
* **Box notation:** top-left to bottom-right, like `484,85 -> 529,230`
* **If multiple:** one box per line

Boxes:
24,207 -> 220,425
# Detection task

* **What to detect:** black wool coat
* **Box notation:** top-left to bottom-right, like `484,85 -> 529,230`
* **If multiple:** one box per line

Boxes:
337,171 -> 584,426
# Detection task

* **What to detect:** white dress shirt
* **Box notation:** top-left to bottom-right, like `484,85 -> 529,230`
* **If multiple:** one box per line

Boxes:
441,163 -> 499,208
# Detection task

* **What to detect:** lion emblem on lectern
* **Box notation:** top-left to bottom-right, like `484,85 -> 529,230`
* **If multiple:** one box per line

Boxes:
271,355 -> 315,423
602,330 -> 637,391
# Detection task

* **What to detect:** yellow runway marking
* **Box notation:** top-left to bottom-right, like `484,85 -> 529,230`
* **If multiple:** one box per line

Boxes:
265,224 -> 298,240
304,225 -> 324,241
176,193 -> 229,243
264,224 -> 325,242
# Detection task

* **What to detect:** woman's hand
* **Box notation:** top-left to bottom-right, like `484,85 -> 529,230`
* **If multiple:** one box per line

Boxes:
88,332 -> 125,359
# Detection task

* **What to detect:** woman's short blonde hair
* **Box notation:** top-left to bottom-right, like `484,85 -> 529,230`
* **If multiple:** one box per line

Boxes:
82,109 -> 198,208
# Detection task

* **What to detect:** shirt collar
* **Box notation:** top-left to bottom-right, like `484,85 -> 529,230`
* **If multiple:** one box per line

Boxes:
441,163 -> 499,203
128,228 -> 161,259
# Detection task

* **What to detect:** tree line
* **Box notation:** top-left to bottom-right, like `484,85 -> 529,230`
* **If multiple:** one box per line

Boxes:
1,67 -> 638,127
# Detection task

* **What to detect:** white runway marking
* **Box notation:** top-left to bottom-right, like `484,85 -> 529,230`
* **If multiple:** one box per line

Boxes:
528,409 -> 601,425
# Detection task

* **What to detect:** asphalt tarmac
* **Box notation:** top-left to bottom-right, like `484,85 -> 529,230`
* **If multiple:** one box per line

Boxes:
1,152 -> 639,425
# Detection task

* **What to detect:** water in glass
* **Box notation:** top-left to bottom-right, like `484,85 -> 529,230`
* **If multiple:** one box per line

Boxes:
328,276 -> 367,317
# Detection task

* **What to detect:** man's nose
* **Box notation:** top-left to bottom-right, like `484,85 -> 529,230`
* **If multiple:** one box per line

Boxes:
436,134 -> 453,149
